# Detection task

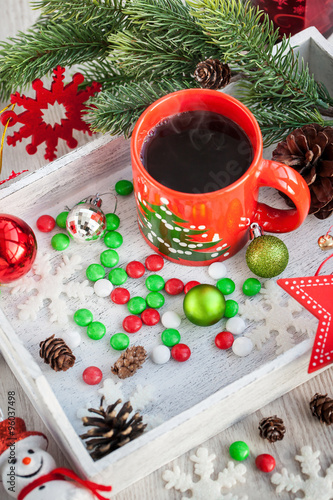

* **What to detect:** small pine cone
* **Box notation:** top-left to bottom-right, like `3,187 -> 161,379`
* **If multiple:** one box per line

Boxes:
310,393 -> 333,425
39,334 -> 75,372
258,415 -> 286,442
272,124 -> 333,219
111,346 -> 147,379
194,59 -> 231,90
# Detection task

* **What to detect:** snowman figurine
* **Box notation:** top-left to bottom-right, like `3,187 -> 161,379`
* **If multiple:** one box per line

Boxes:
0,418 -> 111,500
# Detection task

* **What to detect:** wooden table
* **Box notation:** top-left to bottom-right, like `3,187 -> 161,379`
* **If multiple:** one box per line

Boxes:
1,3 -> 333,499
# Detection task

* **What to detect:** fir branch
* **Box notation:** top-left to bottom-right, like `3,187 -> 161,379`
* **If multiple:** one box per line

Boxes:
108,0 -> 215,80
79,59 -> 133,92
89,77 -> 195,137
0,19 -> 111,100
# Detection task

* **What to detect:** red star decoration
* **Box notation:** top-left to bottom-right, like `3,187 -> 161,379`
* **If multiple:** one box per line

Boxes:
278,274 -> 333,373
0,66 -> 101,161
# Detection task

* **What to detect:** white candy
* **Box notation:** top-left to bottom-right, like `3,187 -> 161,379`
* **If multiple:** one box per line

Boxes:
150,345 -> 171,364
226,317 -> 246,335
62,330 -> 82,349
94,278 -> 113,297
161,311 -> 181,329
232,337 -> 253,357
208,262 -> 227,280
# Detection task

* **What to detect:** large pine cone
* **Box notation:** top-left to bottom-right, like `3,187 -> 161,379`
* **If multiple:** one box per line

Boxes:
194,59 -> 231,90
39,334 -> 75,372
258,415 -> 286,442
272,124 -> 333,219
80,397 -> 146,460
111,345 -> 147,379
310,393 -> 333,425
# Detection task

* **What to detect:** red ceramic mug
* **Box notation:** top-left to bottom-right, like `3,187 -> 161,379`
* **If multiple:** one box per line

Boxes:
131,89 -> 310,266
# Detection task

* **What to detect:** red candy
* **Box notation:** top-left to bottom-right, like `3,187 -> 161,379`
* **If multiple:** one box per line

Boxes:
255,454 -> 276,473
36,214 -> 56,232
171,343 -> 191,362
165,278 -> 184,295
215,331 -> 234,350
145,254 -> 164,272
82,366 -> 103,385
141,308 -> 160,326
123,315 -> 143,333
126,261 -> 145,278
184,280 -> 200,294
111,287 -> 130,304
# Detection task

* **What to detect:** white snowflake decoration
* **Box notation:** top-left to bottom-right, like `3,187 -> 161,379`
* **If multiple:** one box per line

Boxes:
271,446 -> 333,499
98,377 -> 124,404
239,281 -> 317,354
130,384 -> 155,410
8,253 -> 93,325
163,447 -> 247,500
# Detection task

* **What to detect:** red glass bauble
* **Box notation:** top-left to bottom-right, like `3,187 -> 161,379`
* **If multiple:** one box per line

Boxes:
0,214 -> 37,284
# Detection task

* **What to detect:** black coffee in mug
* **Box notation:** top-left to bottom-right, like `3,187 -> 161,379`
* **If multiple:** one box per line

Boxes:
140,110 -> 254,194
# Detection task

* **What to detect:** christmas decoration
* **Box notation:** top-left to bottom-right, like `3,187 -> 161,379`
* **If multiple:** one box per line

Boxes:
229,441 -> 250,462
194,58 -> 231,90
8,253 -> 93,324
66,194 -> 106,243
61,330 -> 81,350
80,397 -> 147,460
137,197 -> 227,263
150,345 -> 171,364
318,232 -> 333,250
2,1 -> 332,144
0,214 -> 37,284
240,280 -> 316,355
82,366 -> 103,386
272,124 -> 333,219
183,284 -> 225,326
163,446 -> 248,500
111,345 -> 147,379
278,256 -> 333,373
0,417 -> 111,499
0,66 -> 101,161
309,393 -> 333,425
0,169 -> 28,186
255,454 -> 276,473
245,223 -> 289,278
39,334 -> 76,372
129,384 -> 155,411
271,446 -> 333,499
258,416 -> 286,442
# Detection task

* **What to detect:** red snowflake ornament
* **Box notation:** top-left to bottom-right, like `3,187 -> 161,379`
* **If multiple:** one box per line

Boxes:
0,66 -> 101,161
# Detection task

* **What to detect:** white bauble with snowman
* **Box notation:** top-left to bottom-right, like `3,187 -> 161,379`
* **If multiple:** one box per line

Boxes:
0,418 -> 111,500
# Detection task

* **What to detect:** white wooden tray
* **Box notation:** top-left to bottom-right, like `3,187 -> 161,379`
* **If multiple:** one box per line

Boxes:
0,27 -> 332,496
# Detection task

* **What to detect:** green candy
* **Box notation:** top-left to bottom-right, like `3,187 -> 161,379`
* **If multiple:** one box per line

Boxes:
51,233 -> 70,251
161,328 -> 181,347
146,274 -> 165,292
224,299 -> 239,318
100,249 -> 119,268
109,268 -> 127,286
105,213 -> 120,231
246,235 -> 289,278
216,278 -> 235,295
104,231 -> 123,249
127,296 -> 147,315
229,441 -> 250,461
146,291 -> 165,309
87,321 -> 106,340
74,308 -> 93,326
115,179 -> 133,196
86,264 -> 105,282
243,278 -> 261,296
56,211 -> 69,229
183,284 -> 225,326
110,333 -> 130,350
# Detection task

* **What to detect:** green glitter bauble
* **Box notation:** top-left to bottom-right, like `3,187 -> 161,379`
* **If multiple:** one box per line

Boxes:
246,235 -> 289,278
183,284 -> 225,326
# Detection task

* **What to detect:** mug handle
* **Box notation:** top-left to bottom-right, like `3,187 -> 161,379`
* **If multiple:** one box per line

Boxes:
252,159 -> 311,233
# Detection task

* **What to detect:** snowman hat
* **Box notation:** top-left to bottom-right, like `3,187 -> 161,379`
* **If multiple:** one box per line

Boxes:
0,418 -> 48,470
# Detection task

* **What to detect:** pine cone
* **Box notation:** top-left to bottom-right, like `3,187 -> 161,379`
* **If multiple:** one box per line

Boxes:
272,124 -> 333,219
310,393 -> 333,425
111,345 -> 147,379
258,415 -> 286,442
39,334 -> 75,372
80,397 -> 147,460
194,59 -> 231,90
